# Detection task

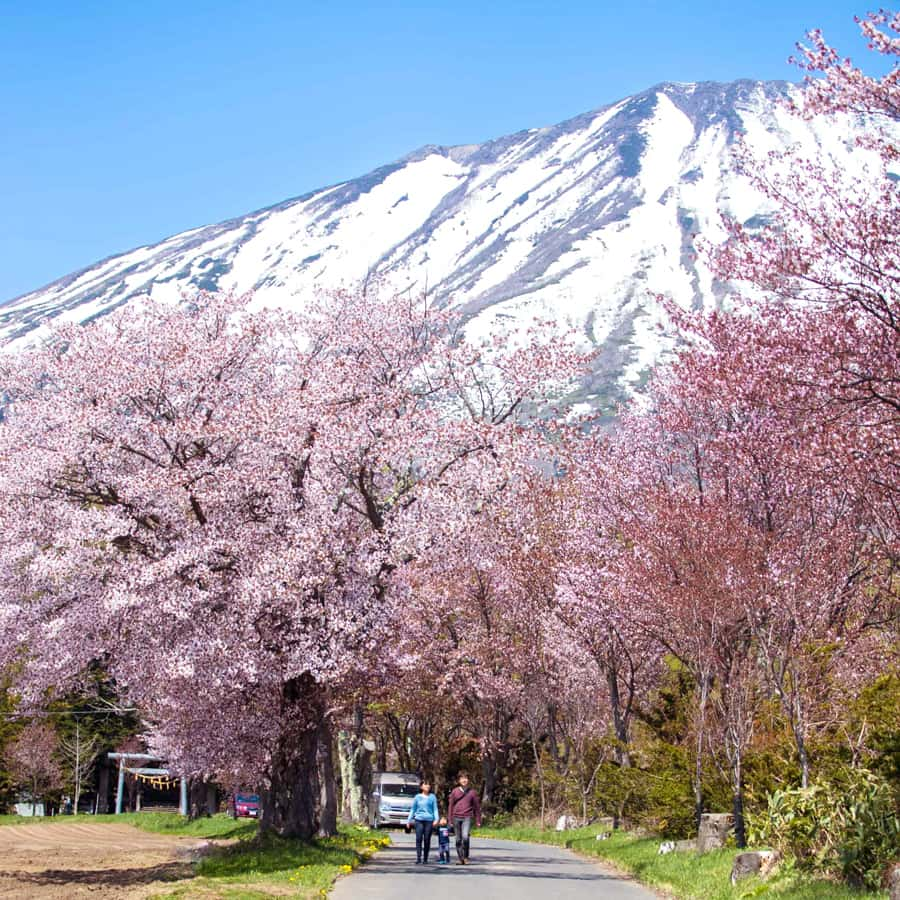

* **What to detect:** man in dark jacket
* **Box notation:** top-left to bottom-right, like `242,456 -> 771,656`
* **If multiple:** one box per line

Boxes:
447,771 -> 482,864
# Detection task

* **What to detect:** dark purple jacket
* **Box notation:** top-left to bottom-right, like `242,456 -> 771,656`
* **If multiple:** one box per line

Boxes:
448,785 -> 482,825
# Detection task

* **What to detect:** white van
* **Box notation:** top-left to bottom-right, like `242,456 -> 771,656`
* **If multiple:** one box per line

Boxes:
370,771 -> 420,827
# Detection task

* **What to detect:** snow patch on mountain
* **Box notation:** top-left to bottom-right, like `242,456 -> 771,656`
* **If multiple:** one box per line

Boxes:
0,79 -> 881,410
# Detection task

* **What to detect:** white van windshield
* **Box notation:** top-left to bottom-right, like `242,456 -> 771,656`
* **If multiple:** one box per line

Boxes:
380,783 -> 420,796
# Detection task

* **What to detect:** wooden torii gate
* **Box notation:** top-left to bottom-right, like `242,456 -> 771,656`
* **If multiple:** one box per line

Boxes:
108,752 -> 188,816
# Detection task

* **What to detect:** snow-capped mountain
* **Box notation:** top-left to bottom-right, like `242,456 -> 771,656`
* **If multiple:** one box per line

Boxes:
0,79 -> 868,408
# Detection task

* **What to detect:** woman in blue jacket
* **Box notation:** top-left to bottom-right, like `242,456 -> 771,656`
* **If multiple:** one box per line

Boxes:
406,779 -> 439,864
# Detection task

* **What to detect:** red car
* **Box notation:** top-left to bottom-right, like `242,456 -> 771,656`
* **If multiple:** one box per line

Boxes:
229,792 -> 261,818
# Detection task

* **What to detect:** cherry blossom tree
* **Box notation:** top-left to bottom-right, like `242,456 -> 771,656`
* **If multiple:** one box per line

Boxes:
538,658 -> 613,825
7,722 -> 63,815
708,11 -> 899,565
58,720 -> 100,816
549,458 -> 662,775
400,467 -> 573,813
688,11 -> 900,786
662,308 -> 892,778
0,289 -> 581,838
405,526 -> 532,810
597,407 -> 764,844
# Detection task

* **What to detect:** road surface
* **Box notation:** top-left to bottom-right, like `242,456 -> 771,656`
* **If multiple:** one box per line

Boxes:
332,831 -> 658,899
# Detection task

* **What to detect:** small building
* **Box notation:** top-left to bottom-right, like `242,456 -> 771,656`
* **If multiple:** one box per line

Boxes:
13,799 -> 45,816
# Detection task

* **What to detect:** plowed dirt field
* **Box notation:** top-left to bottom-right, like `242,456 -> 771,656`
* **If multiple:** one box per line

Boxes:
0,822 -> 198,898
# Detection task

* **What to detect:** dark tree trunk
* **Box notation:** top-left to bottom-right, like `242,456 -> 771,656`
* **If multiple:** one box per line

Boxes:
693,672 -> 712,832
546,704 -> 563,773
338,705 -> 374,824
528,722 -> 547,830
732,792 -> 746,849
694,782 -> 704,834
797,737 -> 810,790
96,762 -> 111,814
481,755 -> 498,812
607,668 -> 632,768
189,776 -> 211,819
318,715 -> 338,837
792,702 -> 810,789
387,714 -> 413,772
206,782 -> 218,816
125,775 -> 136,812
260,674 -> 324,839
731,749 -> 747,849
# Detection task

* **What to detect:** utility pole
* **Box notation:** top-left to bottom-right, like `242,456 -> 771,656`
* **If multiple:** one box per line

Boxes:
74,719 -> 80,815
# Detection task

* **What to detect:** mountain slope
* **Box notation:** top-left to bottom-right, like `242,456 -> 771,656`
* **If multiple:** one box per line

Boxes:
0,79 -> 868,406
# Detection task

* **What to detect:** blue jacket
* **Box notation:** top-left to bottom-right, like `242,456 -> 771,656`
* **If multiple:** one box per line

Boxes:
407,792 -> 438,822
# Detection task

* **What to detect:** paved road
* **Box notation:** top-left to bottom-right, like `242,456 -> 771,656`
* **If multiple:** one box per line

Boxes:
331,831 -> 657,899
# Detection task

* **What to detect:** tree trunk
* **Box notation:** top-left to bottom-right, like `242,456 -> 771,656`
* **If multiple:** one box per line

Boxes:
206,782 -> 218,816
608,664 -> 633,831
74,721 -> 81,816
318,715 -> 338,837
731,753 -> 747,849
375,732 -> 387,773
797,737 -> 809,790
693,671 -> 711,831
693,774 -> 704,834
337,706 -> 373,824
607,668 -> 631,768
732,791 -> 746,849
189,776 -> 210,820
793,694 -> 810,789
528,724 -> 546,830
260,674 -> 324,839
481,755 -> 498,813
96,762 -> 110,814
125,774 -> 136,812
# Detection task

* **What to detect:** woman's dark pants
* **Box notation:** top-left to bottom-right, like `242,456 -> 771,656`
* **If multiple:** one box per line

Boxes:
414,819 -> 434,862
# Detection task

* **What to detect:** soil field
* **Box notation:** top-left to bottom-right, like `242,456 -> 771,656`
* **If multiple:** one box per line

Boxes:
0,822 -> 200,898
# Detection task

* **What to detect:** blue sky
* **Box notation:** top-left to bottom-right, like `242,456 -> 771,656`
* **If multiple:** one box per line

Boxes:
0,1 -> 880,302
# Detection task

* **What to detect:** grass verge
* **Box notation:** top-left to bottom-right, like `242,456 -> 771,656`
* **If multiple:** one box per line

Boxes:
0,811 -> 257,838
476,824 -> 888,900
157,824 -> 389,899
175,827 -> 388,899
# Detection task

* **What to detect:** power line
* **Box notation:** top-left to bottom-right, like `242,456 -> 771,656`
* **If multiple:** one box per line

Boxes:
0,707 -> 138,721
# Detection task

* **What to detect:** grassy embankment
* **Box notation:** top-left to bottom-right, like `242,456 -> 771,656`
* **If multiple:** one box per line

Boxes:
0,812 -> 389,898
476,824 -> 888,900
0,812 -> 258,836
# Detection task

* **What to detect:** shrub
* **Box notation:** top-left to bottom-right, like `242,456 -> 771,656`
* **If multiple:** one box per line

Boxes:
631,741 -> 696,838
750,767 -> 899,889
486,809 -> 516,829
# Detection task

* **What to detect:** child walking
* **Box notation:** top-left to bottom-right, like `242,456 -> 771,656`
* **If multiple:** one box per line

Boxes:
436,817 -> 452,864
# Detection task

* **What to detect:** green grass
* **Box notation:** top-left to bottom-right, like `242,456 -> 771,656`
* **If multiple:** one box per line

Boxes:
158,824 -> 390,899
118,812 -> 261,839
477,824 -> 888,900
0,811 -> 257,839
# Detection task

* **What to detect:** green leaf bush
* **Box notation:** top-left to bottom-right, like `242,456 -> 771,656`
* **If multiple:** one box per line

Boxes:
749,767 -> 899,889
